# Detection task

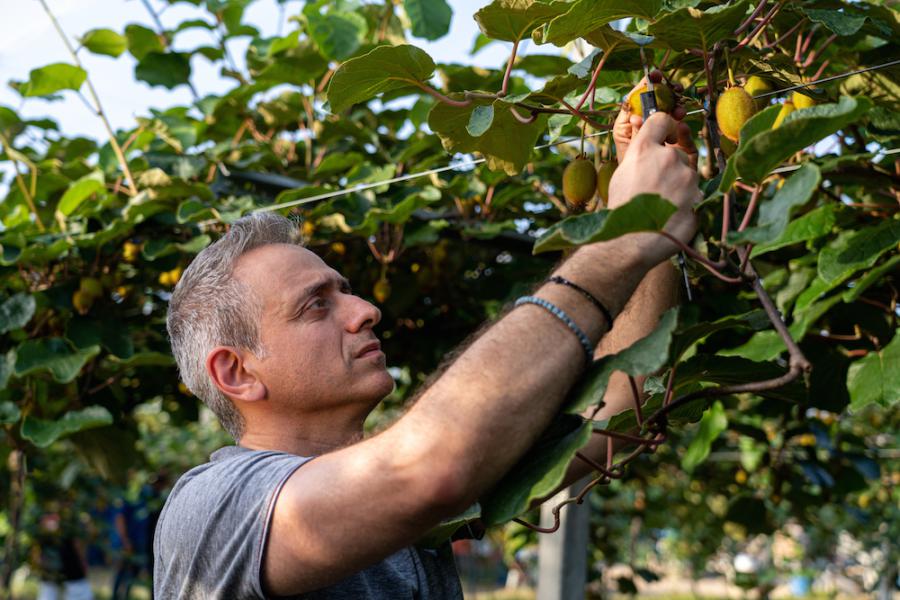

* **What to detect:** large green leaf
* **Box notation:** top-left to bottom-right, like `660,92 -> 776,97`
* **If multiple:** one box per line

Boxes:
818,218 -> 900,284
327,45 -> 435,113
647,2 -> 749,52
681,401 -> 727,472
66,317 -> 134,359
803,8 -> 869,36
566,309 -> 678,414
480,414 -> 591,525
533,195 -> 676,254
80,28 -> 127,57
135,52 -> 192,89
728,164 -> 821,245
57,171 -> 105,216
0,293 -> 36,334
847,331 -> 900,409
14,338 -> 100,383
843,255 -> 900,303
126,24 -> 165,60
750,204 -> 838,258
20,63 -> 87,97
20,406 -> 113,448
306,10 -> 368,61
0,399 -> 20,425
734,97 -> 873,184
474,0 -> 568,43
542,0 -> 664,46
669,310 -> 769,363
428,98 -> 547,176
404,0 -> 452,41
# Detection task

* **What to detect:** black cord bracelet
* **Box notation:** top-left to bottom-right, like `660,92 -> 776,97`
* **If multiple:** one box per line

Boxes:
546,275 -> 615,327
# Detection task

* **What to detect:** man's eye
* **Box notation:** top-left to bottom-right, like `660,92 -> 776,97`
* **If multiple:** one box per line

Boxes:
309,297 -> 328,309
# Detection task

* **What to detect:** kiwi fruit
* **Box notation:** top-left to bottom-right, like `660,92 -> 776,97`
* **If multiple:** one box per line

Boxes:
628,83 -> 676,115
373,278 -> 391,303
792,91 -> 816,110
562,157 -> 598,211
716,86 -> 756,143
744,75 -> 772,109
595,161 -> 617,206
773,101 -> 795,129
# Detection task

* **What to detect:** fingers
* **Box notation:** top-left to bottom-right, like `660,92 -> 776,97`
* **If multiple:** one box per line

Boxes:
673,121 -> 699,170
633,112 -> 678,147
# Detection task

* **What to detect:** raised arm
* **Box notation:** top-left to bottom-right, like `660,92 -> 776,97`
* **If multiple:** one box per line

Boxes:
262,113 -> 700,596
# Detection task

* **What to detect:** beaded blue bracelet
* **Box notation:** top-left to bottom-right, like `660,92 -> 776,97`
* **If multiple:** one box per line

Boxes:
515,295 -> 594,364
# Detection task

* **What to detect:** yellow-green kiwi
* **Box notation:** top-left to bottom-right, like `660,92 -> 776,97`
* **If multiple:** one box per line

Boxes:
716,86 -> 756,142
792,91 -> 816,110
562,157 -> 598,211
773,101 -> 795,129
628,83 -> 676,115
595,161 -> 617,206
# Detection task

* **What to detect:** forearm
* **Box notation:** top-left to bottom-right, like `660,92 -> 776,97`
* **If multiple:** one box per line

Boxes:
545,261 -> 681,493
395,238 -> 659,510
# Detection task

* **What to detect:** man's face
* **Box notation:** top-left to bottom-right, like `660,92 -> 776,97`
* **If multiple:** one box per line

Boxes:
233,243 -> 394,414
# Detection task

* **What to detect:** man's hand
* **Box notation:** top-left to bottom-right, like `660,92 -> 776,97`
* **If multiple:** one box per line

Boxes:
607,96 -> 700,260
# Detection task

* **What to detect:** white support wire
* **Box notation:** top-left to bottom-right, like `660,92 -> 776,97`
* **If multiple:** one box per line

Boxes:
253,59 -> 900,215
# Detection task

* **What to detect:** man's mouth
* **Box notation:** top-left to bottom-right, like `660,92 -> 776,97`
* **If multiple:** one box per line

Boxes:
355,340 -> 382,358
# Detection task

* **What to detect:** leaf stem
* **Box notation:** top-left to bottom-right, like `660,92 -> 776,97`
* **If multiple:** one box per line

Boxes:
499,39 -> 519,98
735,0 -> 769,35
737,184 -> 763,231
0,132 -> 45,230
412,82 -> 473,107
574,45 -> 614,112
38,0 -> 138,196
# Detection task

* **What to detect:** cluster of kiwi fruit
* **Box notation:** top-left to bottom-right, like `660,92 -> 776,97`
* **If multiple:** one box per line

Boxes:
717,75 -> 819,152
561,156 -> 617,212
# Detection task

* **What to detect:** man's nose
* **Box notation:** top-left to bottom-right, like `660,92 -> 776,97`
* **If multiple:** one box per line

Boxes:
344,294 -> 381,332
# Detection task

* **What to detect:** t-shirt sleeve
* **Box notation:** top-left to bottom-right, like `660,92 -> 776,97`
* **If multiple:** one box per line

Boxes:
154,451 -> 311,600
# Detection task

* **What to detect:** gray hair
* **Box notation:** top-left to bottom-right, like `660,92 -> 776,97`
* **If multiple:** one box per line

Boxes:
166,212 -> 303,441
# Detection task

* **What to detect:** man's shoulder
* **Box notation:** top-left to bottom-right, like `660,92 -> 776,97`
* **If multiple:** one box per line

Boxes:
153,447 -> 312,599
161,446 -> 311,514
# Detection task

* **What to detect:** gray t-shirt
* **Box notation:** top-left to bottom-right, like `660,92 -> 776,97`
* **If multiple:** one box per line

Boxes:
154,446 -> 463,599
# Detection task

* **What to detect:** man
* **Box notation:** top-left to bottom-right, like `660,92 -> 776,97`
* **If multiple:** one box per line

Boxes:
155,98 -> 700,598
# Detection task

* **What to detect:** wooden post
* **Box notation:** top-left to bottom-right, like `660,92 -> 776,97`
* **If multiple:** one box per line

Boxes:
537,477 -> 591,600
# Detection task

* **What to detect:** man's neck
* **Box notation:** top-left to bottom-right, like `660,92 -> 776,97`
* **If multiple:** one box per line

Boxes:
239,413 -> 367,457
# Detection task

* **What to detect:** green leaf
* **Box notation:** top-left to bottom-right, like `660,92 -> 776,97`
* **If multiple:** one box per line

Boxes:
418,503 -> 481,548
543,0 -> 665,46
306,10 -> 367,61
843,255 -> 900,303
57,171 -> 105,216
750,204 -> 838,258
0,293 -> 36,334
135,52 -> 192,89
80,28 -> 127,57
728,164 -> 821,245
480,414 -> 591,525
682,401 -> 727,472
533,195 -> 676,254
20,63 -> 87,97
66,317 -> 134,359
734,97 -> 873,184
847,331 -> 900,409
803,8 -> 868,36
20,406 -> 113,448
669,310 -> 769,363
818,218 -> 900,284
474,0 -> 568,43
429,98 -> 547,176
14,338 -> 100,383
566,309 -> 678,414
0,400 -> 20,425
647,2 -> 749,52
125,24 -> 165,60
327,45 -> 435,113
404,0 -> 452,40
466,104 -> 494,137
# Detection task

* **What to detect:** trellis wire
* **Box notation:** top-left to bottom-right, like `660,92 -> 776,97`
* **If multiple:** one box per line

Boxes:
253,58 -> 900,214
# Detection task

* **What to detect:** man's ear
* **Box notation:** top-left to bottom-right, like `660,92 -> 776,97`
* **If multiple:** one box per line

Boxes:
206,346 -> 267,403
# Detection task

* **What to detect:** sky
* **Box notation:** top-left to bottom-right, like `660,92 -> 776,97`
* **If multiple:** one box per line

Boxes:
0,0 -> 525,141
